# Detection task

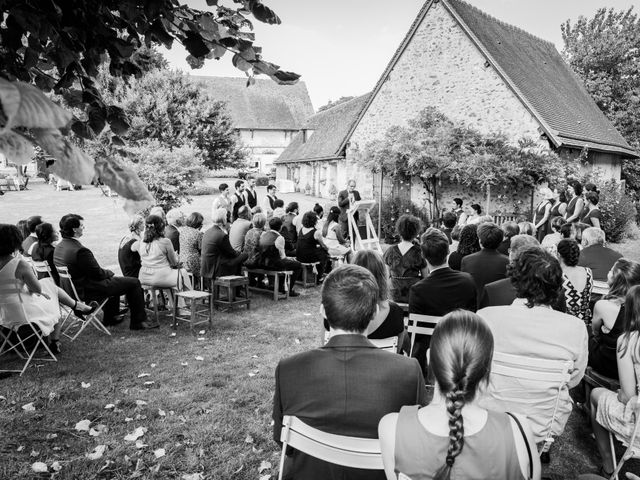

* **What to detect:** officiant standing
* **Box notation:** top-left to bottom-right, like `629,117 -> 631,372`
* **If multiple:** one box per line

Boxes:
338,179 -> 361,239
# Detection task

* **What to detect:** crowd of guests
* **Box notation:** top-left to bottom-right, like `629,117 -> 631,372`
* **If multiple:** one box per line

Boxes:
273,182 -> 639,480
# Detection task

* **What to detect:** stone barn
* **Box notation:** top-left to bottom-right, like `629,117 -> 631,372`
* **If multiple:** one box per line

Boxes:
275,0 -> 637,217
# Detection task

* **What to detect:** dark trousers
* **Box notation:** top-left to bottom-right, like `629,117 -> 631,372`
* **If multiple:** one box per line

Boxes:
411,335 -> 430,378
270,258 -> 302,292
86,276 -> 147,327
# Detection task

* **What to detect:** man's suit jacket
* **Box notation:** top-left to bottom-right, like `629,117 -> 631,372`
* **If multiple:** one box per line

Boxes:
273,334 -> 427,480
460,248 -> 509,304
409,266 -> 477,316
200,225 -> 240,279
497,238 -> 510,256
165,225 -> 180,254
53,237 -> 113,298
337,189 -> 361,222
479,277 -> 567,312
578,244 -> 623,281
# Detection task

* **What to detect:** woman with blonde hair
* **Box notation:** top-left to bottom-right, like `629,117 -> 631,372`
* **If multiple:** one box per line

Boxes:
379,311 -> 540,480
118,215 -> 144,278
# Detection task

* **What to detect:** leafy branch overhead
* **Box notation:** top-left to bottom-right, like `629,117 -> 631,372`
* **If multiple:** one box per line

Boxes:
0,0 -> 299,207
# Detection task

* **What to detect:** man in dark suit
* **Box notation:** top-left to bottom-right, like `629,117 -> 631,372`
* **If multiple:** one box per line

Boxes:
461,222 -> 509,303
200,208 -> 248,281
273,265 -> 427,480
439,212 -> 457,244
338,179 -> 361,239
53,214 -> 149,329
409,228 -> 476,373
578,227 -> 623,281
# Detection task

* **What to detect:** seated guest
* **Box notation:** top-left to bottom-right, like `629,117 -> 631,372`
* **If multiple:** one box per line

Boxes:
480,235 -> 567,312
1,224 -> 95,354
559,222 -> 574,240
582,191 -> 602,229
32,222 -> 60,285
322,206 -> 352,262
21,215 -> 43,257
258,217 -> 301,297
498,221 -> 518,256
478,248 -> 588,443
439,212 -> 457,244
450,224 -> 461,252
590,285 -> 640,478
518,221 -> 536,237
542,216 -> 566,257
410,228 -> 476,373
296,211 -> 329,281
179,212 -> 204,277
273,265 -> 428,480
16,219 -> 29,246
383,214 -> 427,303
461,222 -> 509,302
354,250 -> 405,348
164,208 -> 183,254
557,239 -> 593,323
201,208 -> 248,281
574,222 -> 591,244
447,223 -> 480,271
243,213 -> 267,268
378,311 -> 540,480
132,215 -> 192,293
54,214 -> 149,329
283,202 -> 299,244
579,227 -> 623,281
229,206 -> 252,253
312,203 -> 325,232
589,258 -> 640,379
118,215 -> 144,279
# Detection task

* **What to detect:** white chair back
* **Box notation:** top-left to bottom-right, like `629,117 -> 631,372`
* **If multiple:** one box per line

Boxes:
406,313 -> 441,356
278,415 -> 382,480
56,265 -> 81,302
31,260 -> 53,280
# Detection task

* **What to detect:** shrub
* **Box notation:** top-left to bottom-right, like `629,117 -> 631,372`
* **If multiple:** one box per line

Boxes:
187,185 -> 218,196
598,179 -> 637,243
255,176 -> 270,187
370,197 -> 430,243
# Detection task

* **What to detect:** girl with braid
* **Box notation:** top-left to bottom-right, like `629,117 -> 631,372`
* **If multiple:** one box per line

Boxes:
378,311 -> 540,480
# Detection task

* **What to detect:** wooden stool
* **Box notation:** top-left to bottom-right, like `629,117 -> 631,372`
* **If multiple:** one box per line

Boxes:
298,262 -> 320,288
141,285 -> 176,324
173,290 -> 212,330
212,275 -> 250,310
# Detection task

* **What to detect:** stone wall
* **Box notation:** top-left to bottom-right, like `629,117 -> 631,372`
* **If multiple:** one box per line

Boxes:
238,129 -> 295,173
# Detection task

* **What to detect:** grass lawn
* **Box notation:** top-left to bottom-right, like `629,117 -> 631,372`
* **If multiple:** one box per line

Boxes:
1,181 -> 640,479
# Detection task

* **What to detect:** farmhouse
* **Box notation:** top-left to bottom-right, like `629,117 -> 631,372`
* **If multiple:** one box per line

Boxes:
194,76 -> 313,174
275,0 -> 637,214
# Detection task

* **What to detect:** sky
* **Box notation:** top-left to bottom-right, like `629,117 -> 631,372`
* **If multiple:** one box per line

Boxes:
162,0 -> 640,110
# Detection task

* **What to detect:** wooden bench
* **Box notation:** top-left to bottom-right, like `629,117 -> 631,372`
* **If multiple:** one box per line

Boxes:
243,268 -> 293,301
297,262 -> 320,288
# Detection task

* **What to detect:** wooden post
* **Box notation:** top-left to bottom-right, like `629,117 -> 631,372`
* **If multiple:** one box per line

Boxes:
485,184 -> 491,217
378,170 -> 383,240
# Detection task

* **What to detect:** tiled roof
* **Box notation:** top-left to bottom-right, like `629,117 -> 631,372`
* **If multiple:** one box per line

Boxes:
444,0 -> 637,157
275,94 -> 370,164
192,76 -> 314,130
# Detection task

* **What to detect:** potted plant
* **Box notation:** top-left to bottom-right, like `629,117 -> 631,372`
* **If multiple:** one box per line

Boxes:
304,182 -> 312,195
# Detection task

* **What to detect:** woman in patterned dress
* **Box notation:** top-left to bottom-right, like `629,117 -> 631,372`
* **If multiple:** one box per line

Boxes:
178,212 -> 204,277
591,285 -> 640,478
557,239 -> 593,323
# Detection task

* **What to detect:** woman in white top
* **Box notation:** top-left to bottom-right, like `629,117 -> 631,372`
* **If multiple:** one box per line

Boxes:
321,206 -> 352,261
465,203 -> 482,225
132,215 -> 192,290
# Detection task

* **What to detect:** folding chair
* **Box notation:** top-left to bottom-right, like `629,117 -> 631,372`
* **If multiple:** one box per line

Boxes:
56,266 -> 110,341
30,260 -> 53,281
406,313 -> 441,357
278,415 -> 383,480
0,279 -> 57,376
607,395 -> 640,480
487,351 -> 574,456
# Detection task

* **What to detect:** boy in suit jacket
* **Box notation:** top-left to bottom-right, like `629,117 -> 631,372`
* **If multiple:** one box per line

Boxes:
273,265 -> 427,480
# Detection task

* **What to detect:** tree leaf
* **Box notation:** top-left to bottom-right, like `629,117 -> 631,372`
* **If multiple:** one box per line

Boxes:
33,128 -> 95,184
250,2 -> 281,25
94,157 -> 153,203
0,131 -> 35,165
269,70 -> 300,85
106,106 -> 130,135
186,55 -> 205,70
0,78 -> 71,130
88,105 -> 107,134
232,53 -> 252,72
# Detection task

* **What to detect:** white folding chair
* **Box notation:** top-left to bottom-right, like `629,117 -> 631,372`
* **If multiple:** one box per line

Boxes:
30,260 -> 53,280
278,415 -> 382,480
322,331 -> 398,354
56,266 -> 110,341
0,279 -> 57,376
488,351 -> 573,456
406,313 -> 442,357
607,395 -> 640,480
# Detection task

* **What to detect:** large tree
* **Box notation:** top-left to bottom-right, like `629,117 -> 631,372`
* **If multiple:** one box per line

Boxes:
561,8 -> 640,191
0,0 -> 298,209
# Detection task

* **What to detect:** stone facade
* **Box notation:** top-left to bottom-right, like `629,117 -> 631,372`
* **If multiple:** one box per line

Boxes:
238,129 -> 297,173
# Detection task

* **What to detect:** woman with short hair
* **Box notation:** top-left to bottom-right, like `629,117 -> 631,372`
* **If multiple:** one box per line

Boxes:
465,203 -> 482,225
179,212 -> 204,276
379,311 -> 540,480
32,222 -> 60,285
582,191 -> 602,229
382,214 -> 427,303
118,215 -> 144,278
565,180 -> 585,223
